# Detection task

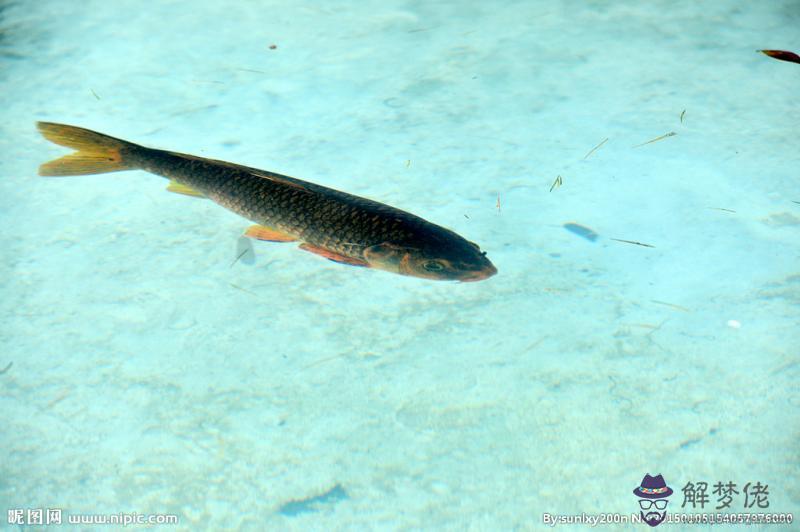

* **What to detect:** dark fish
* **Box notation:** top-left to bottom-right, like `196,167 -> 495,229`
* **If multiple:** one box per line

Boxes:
36,122 -> 497,282
758,49 -> 800,65
563,222 -> 598,242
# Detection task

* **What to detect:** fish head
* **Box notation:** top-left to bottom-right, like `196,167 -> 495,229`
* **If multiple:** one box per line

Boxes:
363,239 -> 497,282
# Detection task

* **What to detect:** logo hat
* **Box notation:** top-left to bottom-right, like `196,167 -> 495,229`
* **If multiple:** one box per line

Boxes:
633,474 -> 673,499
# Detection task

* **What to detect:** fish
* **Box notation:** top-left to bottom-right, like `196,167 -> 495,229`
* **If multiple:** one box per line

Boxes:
563,222 -> 598,242
758,49 -> 800,65
36,122 -> 497,282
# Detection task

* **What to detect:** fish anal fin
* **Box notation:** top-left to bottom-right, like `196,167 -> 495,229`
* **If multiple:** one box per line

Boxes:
244,225 -> 297,242
299,243 -> 368,267
166,180 -> 205,198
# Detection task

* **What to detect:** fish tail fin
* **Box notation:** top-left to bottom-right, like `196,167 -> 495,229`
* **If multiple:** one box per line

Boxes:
37,122 -> 140,176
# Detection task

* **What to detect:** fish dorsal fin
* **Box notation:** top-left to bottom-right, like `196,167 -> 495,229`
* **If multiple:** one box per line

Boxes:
248,170 -> 309,192
167,151 -> 310,192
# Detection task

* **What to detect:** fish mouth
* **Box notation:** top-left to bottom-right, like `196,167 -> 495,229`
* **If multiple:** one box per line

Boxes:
459,262 -> 498,282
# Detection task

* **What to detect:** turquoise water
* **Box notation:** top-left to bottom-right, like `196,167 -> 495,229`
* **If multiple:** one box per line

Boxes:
2,0 -> 798,529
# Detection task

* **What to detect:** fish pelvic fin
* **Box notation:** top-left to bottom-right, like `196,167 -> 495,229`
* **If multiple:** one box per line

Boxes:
244,224 -> 297,242
37,122 -> 138,176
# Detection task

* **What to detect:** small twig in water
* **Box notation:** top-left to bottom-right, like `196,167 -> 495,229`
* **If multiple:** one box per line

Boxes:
549,175 -> 563,192
610,238 -> 655,248
583,138 -> 608,160
230,248 -> 251,268
633,132 -> 676,148
651,300 -> 690,312
230,283 -> 259,297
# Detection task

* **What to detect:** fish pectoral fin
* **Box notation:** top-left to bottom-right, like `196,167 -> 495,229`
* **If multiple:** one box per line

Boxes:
298,243 -> 368,267
244,225 -> 297,242
166,180 -> 205,198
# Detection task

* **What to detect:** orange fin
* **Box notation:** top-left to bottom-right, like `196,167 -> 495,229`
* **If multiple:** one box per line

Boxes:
244,225 -> 297,242
37,122 -> 137,176
299,243 -> 368,267
166,180 -> 205,197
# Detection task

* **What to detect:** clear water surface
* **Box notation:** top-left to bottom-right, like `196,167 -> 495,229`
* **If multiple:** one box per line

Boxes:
1,0 -> 798,529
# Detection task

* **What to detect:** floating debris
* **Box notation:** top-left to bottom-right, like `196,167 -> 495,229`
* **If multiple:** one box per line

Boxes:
238,68 -> 267,74
302,352 -> 349,370
679,427 -> 718,450
680,109 -> 686,123
168,104 -> 219,118
47,388 -> 71,408
90,89 -> 101,100
610,238 -> 654,248
758,49 -> 800,65
563,222 -> 598,242
651,300 -> 690,312
709,207 -> 736,213
278,484 -> 348,516
269,44 -> 278,50
229,283 -> 259,297
496,193 -> 501,213
405,159 -> 411,168
0,361 -> 11,375
549,175 -> 563,192
633,132 -> 676,148
622,323 -> 661,330
678,435 -> 703,450
583,138 -> 608,160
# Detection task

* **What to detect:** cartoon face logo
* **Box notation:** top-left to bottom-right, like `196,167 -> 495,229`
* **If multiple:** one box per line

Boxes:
633,474 -> 673,527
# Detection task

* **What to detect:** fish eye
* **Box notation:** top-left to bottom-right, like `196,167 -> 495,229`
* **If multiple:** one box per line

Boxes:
423,260 -> 445,272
